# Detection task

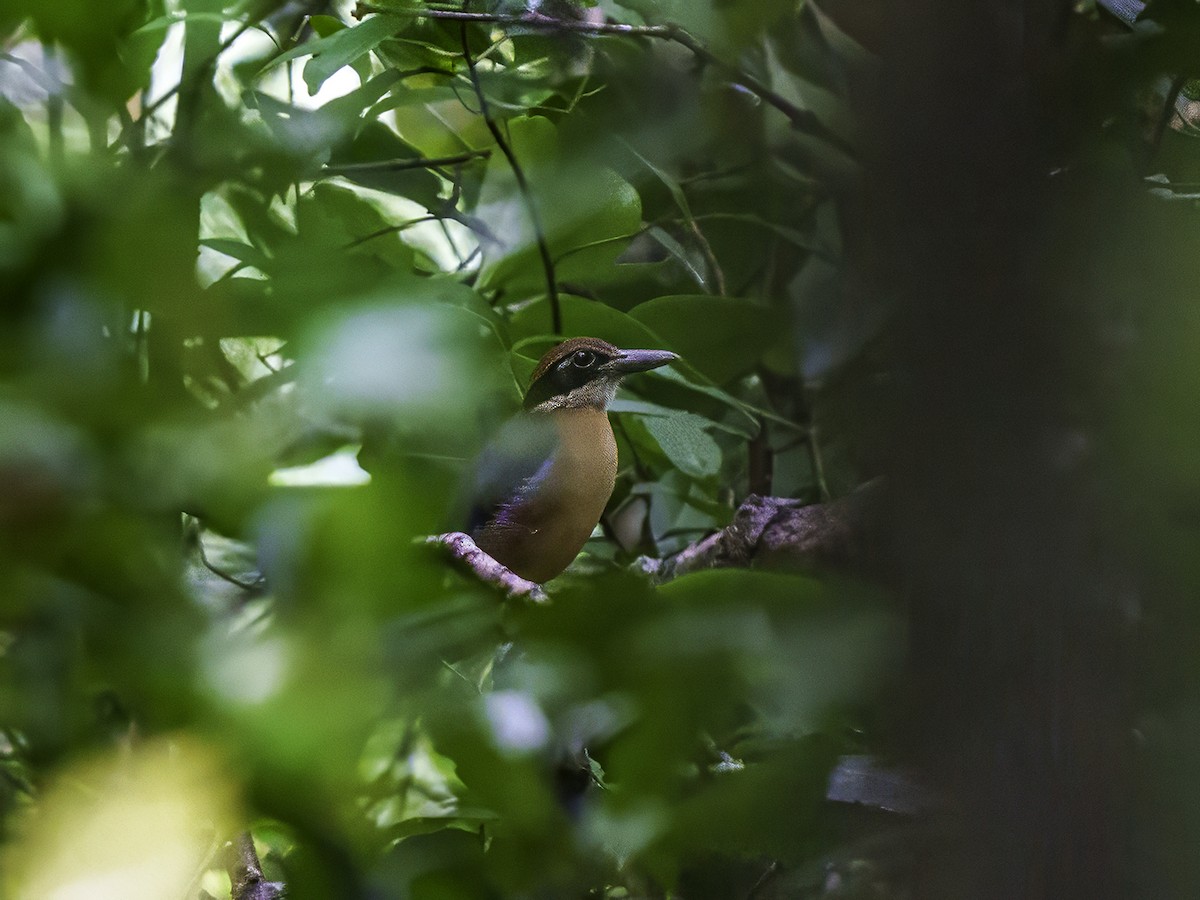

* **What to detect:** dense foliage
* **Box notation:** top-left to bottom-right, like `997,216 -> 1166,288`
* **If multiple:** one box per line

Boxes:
0,2 -> 893,897
6,0 -> 1200,898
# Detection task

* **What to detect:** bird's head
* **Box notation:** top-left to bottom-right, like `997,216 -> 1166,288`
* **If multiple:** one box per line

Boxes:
523,337 -> 678,412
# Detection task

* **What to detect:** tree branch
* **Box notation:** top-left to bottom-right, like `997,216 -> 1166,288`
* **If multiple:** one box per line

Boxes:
432,489 -> 925,822
432,482 -> 880,604
226,831 -> 284,900
354,4 -> 849,151
429,532 -> 548,601
458,4 -> 562,334
641,480 -> 880,582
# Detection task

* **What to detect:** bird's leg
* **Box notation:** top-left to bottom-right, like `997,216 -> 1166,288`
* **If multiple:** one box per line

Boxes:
427,532 -> 548,602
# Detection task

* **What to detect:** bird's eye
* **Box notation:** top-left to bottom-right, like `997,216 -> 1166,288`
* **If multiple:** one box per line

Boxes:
572,350 -> 595,368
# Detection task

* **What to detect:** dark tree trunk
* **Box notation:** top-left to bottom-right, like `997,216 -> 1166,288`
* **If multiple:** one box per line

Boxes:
826,2 -> 1133,897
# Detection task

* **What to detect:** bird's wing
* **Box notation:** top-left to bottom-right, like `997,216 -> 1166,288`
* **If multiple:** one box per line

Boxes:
462,413 -> 560,535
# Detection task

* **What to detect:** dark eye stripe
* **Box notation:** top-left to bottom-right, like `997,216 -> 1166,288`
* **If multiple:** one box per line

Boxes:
526,349 -> 612,409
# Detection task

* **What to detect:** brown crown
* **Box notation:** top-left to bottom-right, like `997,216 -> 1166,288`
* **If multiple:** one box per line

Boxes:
528,337 -> 620,386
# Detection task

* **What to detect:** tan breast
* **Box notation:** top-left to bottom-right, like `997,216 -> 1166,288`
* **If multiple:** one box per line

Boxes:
476,408 -> 618,584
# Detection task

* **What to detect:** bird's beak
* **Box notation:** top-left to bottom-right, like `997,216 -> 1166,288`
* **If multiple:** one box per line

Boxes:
603,348 -> 679,374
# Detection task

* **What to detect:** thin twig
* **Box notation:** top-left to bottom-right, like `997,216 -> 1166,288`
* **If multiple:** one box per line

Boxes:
455,244 -> 482,273
436,201 -> 502,248
745,860 -> 780,900
436,216 -> 467,268
322,149 -> 491,176
1147,73 -> 1189,164
355,5 -> 848,149
344,214 -> 438,248
211,260 -> 251,285
458,4 -> 562,334
0,50 -> 61,94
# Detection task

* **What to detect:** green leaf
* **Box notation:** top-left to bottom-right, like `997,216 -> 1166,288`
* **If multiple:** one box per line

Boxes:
645,226 -> 709,292
613,0 -> 793,50
299,182 -> 418,269
641,412 -> 722,479
632,470 -> 731,544
326,121 -> 442,209
624,141 -> 695,222
658,568 -> 826,606
695,213 -> 834,259
509,294 -> 659,351
612,0 -> 720,42
131,11 -> 235,37
261,13 -> 402,94
629,295 -> 781,384
474,116 -> 642,295
623,143 -> 727,294
199,238 -> 271,272
642,367 -> 763,438
247,71 -> 403,183
610,398 -> 750,437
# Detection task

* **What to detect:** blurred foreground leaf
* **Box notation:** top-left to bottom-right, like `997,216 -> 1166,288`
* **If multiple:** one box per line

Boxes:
3,737 -> 236,900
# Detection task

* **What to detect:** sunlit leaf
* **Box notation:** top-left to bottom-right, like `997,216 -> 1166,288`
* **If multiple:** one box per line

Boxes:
262,13 -> 404,94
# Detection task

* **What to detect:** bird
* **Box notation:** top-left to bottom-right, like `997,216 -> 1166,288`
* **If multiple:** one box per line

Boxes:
462,337 -> 678,584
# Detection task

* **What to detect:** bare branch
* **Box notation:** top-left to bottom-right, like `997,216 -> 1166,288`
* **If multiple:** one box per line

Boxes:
431,483 -> 879,603
429,532 -> 548,602
642,481 -> 880,581
226,831 -> 284,900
